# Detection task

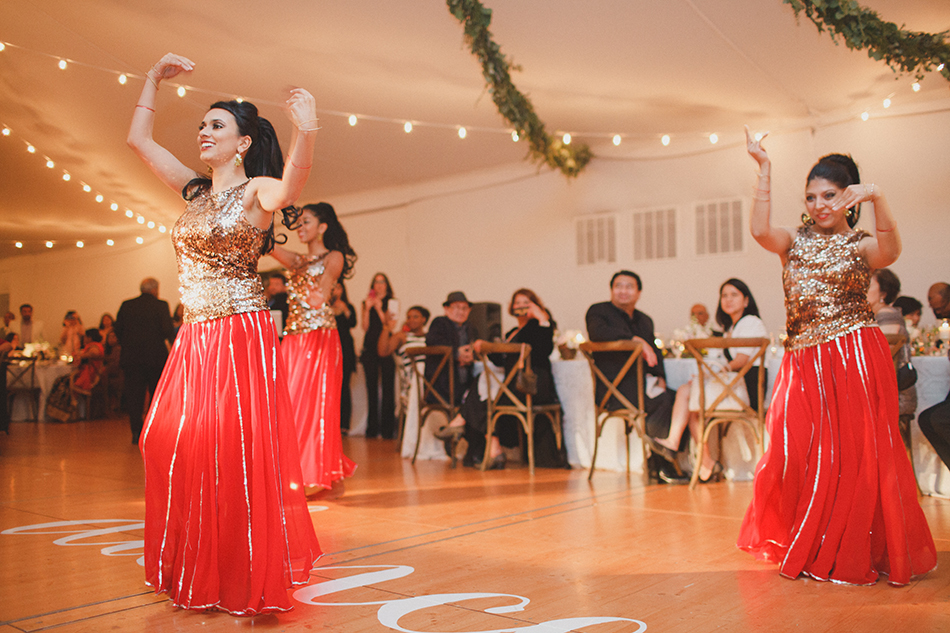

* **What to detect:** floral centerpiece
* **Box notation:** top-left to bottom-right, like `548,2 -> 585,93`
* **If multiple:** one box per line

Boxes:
22,341 -> 54,359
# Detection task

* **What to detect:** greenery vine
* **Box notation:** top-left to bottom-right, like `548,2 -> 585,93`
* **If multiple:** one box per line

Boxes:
784,0 -> 950,81
447,0 -> 592,178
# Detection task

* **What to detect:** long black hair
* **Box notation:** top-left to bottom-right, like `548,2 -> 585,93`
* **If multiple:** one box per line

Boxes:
182,100 -> 295,254
715,278 -> 760,331
807,153 -> 861,228
291,202 -> 357,280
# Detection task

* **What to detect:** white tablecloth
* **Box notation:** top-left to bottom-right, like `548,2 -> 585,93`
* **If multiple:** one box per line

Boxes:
7,360 -> 73,421
910,355 -> 950,497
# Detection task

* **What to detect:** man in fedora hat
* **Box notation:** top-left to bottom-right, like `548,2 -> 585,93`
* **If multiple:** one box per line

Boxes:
425,291 -> 478,406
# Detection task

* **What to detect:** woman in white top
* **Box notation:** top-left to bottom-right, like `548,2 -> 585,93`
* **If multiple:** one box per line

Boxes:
652,278 -> 768,482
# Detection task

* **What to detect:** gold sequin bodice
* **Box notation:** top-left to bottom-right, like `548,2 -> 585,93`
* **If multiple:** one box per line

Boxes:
283,253 -> 337,336
172,181 -> 268,323
783,226 -> 875,351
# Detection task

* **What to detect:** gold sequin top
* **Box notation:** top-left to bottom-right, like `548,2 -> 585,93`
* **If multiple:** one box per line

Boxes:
783,226 -> 875,351
172,180 -> 268,324
283,252 -> 337,336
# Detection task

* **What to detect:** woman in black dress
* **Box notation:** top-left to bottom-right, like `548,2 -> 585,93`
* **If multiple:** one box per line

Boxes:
360,272 -> 396,438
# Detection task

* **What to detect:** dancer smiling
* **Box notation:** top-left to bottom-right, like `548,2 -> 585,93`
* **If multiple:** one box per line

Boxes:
737,126 -> 935,585
128,52 -> 321,614
272,202 -> 357,497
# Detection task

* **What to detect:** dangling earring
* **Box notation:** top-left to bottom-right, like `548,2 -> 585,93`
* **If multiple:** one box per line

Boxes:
234,151 -> 243,167
845,206 -> 855,220
207,165 -> 213,175
801,212 -> 814,226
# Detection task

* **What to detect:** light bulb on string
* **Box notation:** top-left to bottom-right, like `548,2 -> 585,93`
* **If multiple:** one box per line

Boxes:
46,159 -> 55,168
111,202 -> 120,211
147,221 -> 155,229
118,74 -> 127,85
861,111 -> 870,121
26,144 -> 35,153
45,241 -> 53,248
403,121 -> 412,133
76,241 -> 84,248
62,172 -> 70,181
562,133 -> 571,145
137,216 -> 145,224
612,135 -> 621,146
236,97 -> 244,103
511,131 -> 519,142
82,183 -> 91,192
136,237 -> 144,244
177,86 -> 187,97
15,242 -> 23,249
709,133 -> 719,145
938,63 -> 945,71
348,115 -> 357,126
0,43 -> 5,52
458,127 -> 467,139
883,98 -> 891,108
58,59 -> 67,70
158,225 -> 167,234
661,135 -> 670,146
2,127 -> 10,136
106,239 -> 114,246
95,194 -> 103,203
124,209 -> 133,217
912,82 -> 921,92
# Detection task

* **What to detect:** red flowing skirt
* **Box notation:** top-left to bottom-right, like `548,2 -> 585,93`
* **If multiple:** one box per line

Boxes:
281,329 -> 356,489
737,327 -> 936,585
139,311 -> 321,614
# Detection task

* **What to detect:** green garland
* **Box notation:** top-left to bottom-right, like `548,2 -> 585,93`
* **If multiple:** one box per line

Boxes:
447,0 -> 592,178
784,0 -> 950,81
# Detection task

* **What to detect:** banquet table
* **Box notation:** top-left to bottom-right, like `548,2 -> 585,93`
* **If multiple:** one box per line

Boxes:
910,355 -> 950,497
6,359 -> 73,421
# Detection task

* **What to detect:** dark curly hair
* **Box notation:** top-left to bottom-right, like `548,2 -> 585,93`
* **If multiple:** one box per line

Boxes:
807,153 -> 861,228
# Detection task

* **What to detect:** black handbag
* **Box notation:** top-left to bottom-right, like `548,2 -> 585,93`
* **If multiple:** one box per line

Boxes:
896,360 -> 917,391
514,344 -> 537,395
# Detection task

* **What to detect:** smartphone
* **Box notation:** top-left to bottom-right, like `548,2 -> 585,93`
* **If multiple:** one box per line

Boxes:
387,298 -> 400,320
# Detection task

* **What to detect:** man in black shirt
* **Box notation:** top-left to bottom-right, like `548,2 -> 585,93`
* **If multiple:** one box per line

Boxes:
586,270 -> 684,482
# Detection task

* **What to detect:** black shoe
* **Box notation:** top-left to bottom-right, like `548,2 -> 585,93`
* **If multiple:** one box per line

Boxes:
657,463 -> 689,485
646,436 -> 678,464
462,453 -> 482,468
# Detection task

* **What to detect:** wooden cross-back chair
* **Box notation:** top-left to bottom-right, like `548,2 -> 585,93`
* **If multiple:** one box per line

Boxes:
884,332 -> 922,496
403,345 -> 461,466
6,356 -> 40,420
683,337 -> 769,488
475,342 -> 562,475
578,340 -> 651,482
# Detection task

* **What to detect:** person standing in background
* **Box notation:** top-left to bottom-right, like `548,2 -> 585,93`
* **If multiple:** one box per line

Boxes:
361,272 -> 397,439
332,282 -> 357,435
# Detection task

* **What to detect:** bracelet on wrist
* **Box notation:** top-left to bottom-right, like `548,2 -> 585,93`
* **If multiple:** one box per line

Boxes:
876,225 -> 895,233
135,104 -> 155,112
290,158 -> 312,170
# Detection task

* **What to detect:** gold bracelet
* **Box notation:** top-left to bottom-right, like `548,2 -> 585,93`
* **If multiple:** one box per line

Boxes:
298,118 -> 320,132
146,70 -> 160,90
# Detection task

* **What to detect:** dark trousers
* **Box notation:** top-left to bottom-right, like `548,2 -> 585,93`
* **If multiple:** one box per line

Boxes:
919,392 -> 950,471
340,370 -> 353,432
124,364 -> 164,443
363,354 -> 396,439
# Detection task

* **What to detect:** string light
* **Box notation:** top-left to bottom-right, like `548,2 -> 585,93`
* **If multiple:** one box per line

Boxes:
458,127 -> 467,139
939,63 -> 946,71
348,115 -> 357,126
106,239 -> 114,246
45,159 -> 54,168
135,237 -> 144,244
403,121 -> 412,133
124,209 -> 133,217
709,133 -> 719,145
861,111 -> 870,121
158,225 -> 167,233
136,216 -> 145,224
883,98 -> 891,108
177,86 -> 187,97
76,241 -> 84,248
62,172 -> 70,181
661,135 -> 670,146
511,131 -> 519,142
147,220 -> 155,229
57,59 -> 67,70
2,127 -> 9,136
15,242 -> 22,249
26,144 -> 35,153
562,133 -> 571,145
95,194 -> 103,203
111,202 -> 120,211
0,43 -> 5,52
912,82 -> 921,92
612,135 -> 621,146
45,241 -> 53,248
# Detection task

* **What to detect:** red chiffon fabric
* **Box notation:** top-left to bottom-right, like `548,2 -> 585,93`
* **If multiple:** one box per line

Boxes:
737,327 -> 936,585
281,329 -> 356,489
140,311 -> 321,614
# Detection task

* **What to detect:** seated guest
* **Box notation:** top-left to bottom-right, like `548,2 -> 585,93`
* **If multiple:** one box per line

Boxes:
71,329 -> 105,394
16,304 -> 45,345
379,305 -> 431,429
102,329 -> 123,415
426,291 -> 477,406
894,295 -> 924,342
0,311 -> 15,341
585,270 -> 683,483
98,313 -> 115,342
59,311 -> 84,358
928,282 -> 950,320
868,269 -> 917,444
436,289 -> 565,470
919,347 -> 950,471
658,279 -> 768,483
686,303 -> 715,337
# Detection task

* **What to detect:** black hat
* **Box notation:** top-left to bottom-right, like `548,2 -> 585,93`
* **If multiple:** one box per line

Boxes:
442,291 -> 472,307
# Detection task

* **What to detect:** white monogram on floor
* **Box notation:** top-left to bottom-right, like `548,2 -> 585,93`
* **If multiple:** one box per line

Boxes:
4,519 -> 646,632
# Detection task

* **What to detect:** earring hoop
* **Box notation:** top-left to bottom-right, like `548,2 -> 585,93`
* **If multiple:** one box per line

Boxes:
801,212 -> 814,226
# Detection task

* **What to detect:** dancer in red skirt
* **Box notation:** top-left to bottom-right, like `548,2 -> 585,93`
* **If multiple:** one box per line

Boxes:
272,203 -> 357,496
737,126 -> 936,585
128,53 -> 322,614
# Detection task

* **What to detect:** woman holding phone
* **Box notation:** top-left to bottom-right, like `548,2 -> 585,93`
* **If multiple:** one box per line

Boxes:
361,273 -> 397,438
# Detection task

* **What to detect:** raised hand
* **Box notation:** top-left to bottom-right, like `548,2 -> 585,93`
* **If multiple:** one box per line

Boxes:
149,53 -> 195,83
285,88 -> 318,131
744,125 -> 770,167
832,183 -> 879,212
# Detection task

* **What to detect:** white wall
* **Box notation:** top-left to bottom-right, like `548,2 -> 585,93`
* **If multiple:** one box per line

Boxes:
3,107 -> 948,348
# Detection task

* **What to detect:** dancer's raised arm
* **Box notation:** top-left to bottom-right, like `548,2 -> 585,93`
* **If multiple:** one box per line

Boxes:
745,126 -> 793,256
832,183 -> 902,269
127,53 -> 198,192
253,89 -> 318,212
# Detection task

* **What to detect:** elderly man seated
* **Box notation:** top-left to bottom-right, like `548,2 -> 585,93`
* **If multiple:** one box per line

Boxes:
928,282 -> 950,321
424,291 -> 478,406
586,270 -> 686,483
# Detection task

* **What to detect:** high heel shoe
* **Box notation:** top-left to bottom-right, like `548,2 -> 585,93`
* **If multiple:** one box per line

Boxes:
434,424 -> 464,440
698,461 -> 724,484
646,436 -> 678,464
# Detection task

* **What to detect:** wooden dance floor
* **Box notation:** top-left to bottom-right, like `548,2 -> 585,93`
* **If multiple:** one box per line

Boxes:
1,417 -> 949,632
